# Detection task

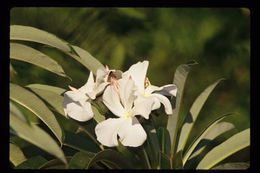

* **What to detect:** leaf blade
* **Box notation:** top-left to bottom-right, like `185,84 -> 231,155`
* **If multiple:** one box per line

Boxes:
196,128 -> 250,169
176,79 -> 224,153
10,83 -> 63,144
10,43 -> 70,79
10,113 -> 67,165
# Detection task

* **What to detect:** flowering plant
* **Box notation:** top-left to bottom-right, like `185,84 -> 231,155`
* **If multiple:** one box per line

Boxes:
10,25 -> 250,169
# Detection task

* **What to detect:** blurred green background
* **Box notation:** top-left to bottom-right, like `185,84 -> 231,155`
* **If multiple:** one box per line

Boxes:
10,8 -> 250,150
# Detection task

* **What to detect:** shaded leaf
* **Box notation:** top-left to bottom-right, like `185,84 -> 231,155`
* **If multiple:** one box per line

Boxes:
212,162 -> 250,170
9,143 -> 27,166
176,79 -> 224,153
40,157 -> 72,169
10,113 -> 67,165
159,152 -> 171,169
183,113 -> 235,165
87,149 -> 132,169
68,152 -> 95,169
172,150 -> 183,169
15,155 -> 47,169
10,83 -> 63,144
10,43 -> 70,79
196,128 -> 250,169
63,130 -> 100,154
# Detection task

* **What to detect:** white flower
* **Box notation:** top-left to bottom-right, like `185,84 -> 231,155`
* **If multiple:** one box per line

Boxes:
95,76 -> 154,147
62,66 -> 122,122
62,71 -> 96,122
122,60 -> 177,115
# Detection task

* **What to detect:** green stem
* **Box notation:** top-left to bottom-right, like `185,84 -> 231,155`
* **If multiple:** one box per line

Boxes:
142,147 -> 151,169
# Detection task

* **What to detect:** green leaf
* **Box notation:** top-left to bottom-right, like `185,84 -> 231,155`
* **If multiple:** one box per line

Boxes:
26,86 -> 66,116
159,152 -> 171,169
10,101 -> 27,123
183,114 -> 235,165
63,130 -> 100,154
92,105 -> 106,123
10,43 -> 70,79
87,149 -> 132,169
167,61 -> 198,160
9,143 -> 27,166
10,83 -> 63,144
68,152 -> 95,169
172,150 -> 183,169
10,113 -> 67,165
68,45 -> 105,75
15,155 -> 48,169
26,83 -> 66,95
10,25 -> 71,52
196,128 -> 250,169
40,157 -> 72,169
212,162 -> 250,170
176,78 -> 224,154
10,25 -> 104,75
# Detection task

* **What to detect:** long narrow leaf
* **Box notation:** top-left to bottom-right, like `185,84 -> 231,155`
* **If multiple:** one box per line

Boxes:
196,128 -> 250,169
10,113 -> 67,165
183,114 -> 235,165
87,149 -> 132,169
10,83 -> 63,144
10,143 -> 27,166
167,61 -> 197,160
15,156 -> 48,169
68,152 -> 95,169
10,25 -> 104,75
10,25 -> 71,52
176,79 -> 224,153
10,43 -> 70,79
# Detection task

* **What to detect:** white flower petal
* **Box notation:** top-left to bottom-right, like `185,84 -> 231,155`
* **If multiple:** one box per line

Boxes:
145,85 -> 160,95
123,61 -> 149,93
118,77 -> 136,111
63,95 -> 93,122
153,84 -> 177,97
118,117 -> 147,147
79,71 -> 95,94
132,96 -> 154,119
152,93 -> 173,115
64,90 -> 87,102
102,85 -> 126,117
95,118 -> 126,147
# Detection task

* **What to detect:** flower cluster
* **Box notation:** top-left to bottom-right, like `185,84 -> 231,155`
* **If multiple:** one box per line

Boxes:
62,61 -> 177,147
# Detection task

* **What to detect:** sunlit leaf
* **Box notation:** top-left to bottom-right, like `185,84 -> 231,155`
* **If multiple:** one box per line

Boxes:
10,143 -> 27,166
183,113 -> 235,165
10,113 -> 67,165
68,152 -> 95,169
176,78 -> 224,153
26,86 -> 65,116
10,43 -> 70,79
15,156 -> 48,169
10,83 -> 64,144
10,25 -> 71,52
167,61 -> 198,159
10,25 -> 104,75
26,83 -> 66,95
87,149 -> 132,169
196,128 -> 250,169
68,45 -> 105,75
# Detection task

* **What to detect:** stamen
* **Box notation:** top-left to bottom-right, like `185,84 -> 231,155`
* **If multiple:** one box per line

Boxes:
144,77 -> 151,89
